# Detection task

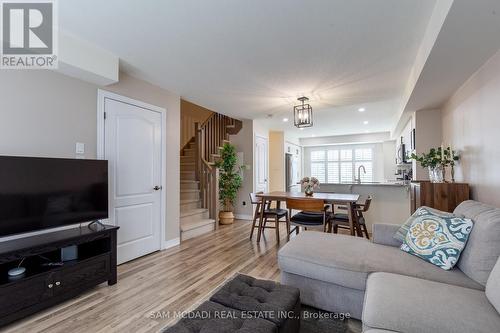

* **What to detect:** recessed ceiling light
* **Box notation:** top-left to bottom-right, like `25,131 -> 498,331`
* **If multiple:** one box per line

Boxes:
311,134 -> 315,137
283,118 -> 289,122
358,108 -> 365,112
363,120 -> 369,125
299,128 -> 304,131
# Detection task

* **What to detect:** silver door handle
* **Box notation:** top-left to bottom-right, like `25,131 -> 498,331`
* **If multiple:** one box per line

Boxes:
154,186 -> 162,191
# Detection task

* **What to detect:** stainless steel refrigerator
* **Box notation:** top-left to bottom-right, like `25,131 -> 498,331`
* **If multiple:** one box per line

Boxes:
285,153 -> 300,192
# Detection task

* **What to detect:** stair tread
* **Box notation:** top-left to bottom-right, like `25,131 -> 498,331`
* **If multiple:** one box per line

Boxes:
180,189 -> 199,193
180,218 -> 215,232
180,199 -> 200,204
180,180 -> 199,183
180,208 -> 209,218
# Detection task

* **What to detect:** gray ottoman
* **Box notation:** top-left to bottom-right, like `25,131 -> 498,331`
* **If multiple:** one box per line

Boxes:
164,300 -> 276,333
210,274 -> 301,333
164,274 -> 301,333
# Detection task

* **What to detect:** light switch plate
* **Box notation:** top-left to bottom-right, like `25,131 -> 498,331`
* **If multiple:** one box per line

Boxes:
76,142 -> 85,154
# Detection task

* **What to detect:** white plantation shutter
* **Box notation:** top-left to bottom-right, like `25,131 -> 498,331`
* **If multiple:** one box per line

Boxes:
311,162 -> 326,183
309,146 -> 374,183
327,162 -> 340,183
311,151 -> 325,161
355,148 -> 372,160
340,162 -> 353,182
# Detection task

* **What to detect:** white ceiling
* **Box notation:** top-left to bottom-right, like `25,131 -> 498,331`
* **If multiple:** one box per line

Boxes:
60,0 -> 437,138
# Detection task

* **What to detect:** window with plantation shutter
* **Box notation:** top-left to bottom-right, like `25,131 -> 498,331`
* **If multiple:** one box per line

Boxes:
309,146 -> 374,183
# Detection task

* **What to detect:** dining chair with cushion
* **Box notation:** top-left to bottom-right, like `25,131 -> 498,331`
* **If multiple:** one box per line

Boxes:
249,192 -> 289,243
332,196 -> 372,239
286,198 -> 332,235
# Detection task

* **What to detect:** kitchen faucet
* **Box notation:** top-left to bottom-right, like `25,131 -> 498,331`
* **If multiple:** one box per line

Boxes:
355,165 -> 366,184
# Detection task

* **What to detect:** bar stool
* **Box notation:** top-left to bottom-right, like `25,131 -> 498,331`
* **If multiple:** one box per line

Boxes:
331,196 -> 372,239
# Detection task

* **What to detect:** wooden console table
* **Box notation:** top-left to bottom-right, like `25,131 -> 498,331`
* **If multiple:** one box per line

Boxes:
411,181 -> 470,213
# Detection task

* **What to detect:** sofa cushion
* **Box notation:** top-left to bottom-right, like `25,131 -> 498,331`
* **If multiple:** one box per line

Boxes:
394,206 -> 458,242
363,272 -> 500,333
400,212 -> 473,270
278,232 -> 483,291
454,200 -> 500,286
486,256 -> 500,314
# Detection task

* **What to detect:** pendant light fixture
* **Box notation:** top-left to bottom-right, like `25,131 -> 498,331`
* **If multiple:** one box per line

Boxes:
294,96 -> 313,128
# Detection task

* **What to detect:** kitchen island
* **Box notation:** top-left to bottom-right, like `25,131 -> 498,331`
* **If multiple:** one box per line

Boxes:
318,182 -> 411,233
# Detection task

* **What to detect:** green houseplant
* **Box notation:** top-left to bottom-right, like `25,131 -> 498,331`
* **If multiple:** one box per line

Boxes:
216,143 -> 243,224
410,146 -> 459,182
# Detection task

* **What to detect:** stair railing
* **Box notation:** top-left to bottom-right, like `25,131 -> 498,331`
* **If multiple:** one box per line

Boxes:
194,113 -> 242,226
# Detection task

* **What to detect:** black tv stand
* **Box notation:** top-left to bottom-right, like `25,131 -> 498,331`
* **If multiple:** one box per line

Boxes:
0,225 -> 119,327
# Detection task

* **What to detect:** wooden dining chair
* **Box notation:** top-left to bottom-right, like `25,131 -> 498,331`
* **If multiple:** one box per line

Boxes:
331,196 -> 372,239
249,192 -> 289,243
286,198 -> 332,236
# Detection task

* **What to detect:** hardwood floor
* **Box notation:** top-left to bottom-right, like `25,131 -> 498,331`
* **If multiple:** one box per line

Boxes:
3,220 -> 294,333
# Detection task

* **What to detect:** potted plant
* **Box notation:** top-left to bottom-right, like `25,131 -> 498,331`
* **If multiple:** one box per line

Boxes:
410,146 -> 459,182
216,143 -> 243,225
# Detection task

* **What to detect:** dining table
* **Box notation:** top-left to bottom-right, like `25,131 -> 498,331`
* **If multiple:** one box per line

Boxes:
255,191 -> 361,241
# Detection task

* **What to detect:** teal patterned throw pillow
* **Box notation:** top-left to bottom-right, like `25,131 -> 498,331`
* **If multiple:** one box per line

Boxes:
400,213 -> 473,270
393,206 -> 458,243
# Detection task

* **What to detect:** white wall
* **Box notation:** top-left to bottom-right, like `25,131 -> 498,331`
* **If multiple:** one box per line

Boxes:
229,119 -> 254,219
442,49 -> 500,207
0,70 -> 98,158
0,70 -> 181,243
414,109 -> 442,180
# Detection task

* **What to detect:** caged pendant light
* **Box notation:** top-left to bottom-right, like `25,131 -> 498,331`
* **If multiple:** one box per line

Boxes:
293,96 -> 313,128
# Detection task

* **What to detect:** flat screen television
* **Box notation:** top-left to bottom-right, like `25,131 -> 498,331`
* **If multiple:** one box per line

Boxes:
0,156 -> 108,237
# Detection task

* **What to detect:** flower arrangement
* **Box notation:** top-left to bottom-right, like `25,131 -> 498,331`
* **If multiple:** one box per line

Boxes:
410,145 -> 459,182
300,176 -> 320,196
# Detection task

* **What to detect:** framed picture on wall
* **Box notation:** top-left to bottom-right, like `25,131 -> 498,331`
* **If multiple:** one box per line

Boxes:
410,128 -> 416,150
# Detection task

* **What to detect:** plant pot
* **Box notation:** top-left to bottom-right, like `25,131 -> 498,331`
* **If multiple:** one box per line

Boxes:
219,211 -> 234,225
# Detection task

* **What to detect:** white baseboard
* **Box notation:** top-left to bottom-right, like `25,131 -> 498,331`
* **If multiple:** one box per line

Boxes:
234,214 -> 253,221
162,237 -> 180,250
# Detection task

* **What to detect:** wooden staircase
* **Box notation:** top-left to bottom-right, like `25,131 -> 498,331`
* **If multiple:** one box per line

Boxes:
180,138 -> 215,240
180,113 -> 242,241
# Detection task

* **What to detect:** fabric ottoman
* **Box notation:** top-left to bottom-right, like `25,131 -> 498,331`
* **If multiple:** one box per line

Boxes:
163,300 -> 276,333
210,274 -> 301,333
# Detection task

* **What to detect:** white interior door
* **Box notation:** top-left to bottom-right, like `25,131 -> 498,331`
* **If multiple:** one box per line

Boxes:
102,94 -> 163,264
255,135 -> 268,193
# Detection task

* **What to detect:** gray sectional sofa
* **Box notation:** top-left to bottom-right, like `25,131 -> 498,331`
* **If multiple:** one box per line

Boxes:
278,200 -> 500,332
